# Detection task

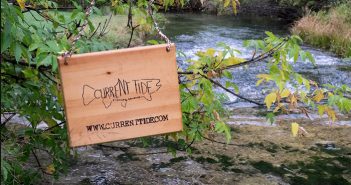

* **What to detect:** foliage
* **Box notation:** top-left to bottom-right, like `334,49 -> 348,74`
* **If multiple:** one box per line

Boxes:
291,2 -> 351,57
1,0 -> 351,184
180,31 -> 351,133
1,0 -> 111,183
275,0 -> 343,10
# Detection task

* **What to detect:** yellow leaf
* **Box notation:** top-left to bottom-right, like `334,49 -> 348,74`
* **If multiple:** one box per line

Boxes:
16,0 -> 26,10
290,94 -> 298,108
327,92 -> 333,97
291,122 -> 299,137
112,0 -> 118,7
223,0 -> 230,7
326,108 -> 336,122
257,74 -> 271,81
318,105 -> 336,122
280,89 -> 290,98
46,164 -> 55,175
223,57 -> 244,66
231,0 -> 237,14
205,48 -> 216,56
317,105 -> 326,116
313,90 -> 324,103
273,104 -> 281,113
213,110 -> 221,121
264,92 -> 277,109
256,79 -> 264,86
216,51 -> 223,63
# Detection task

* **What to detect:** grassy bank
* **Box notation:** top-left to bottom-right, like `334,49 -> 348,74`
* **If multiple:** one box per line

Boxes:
90,14 -> 145,48
25,11 -> 145,49
291,3 -> 351,57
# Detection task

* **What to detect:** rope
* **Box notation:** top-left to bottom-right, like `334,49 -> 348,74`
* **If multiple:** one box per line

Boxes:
147,0 -> 172,52
62,0 -> 171,64
62,0 -> 96,65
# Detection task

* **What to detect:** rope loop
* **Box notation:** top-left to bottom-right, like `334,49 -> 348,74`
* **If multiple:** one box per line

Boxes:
147,0 -> 172,52
62,0 -> 96,65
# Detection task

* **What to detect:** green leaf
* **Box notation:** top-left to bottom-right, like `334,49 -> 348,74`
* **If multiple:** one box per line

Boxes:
1,21 -> 12,53
292,45 -> 300,63
14,43 -> 22,62
305,52 -> 316,65
87,19 -> 95,33
38,54 -> 54,67
265,31 -> 275,38
222,71 -> 233,79
29,43 -> 40,51
182,96 -> 198,113
147,40 -> 159,45
215,121 -> 231,143
266,112 -> 275,124
1,160 -> 11,182
47,40 -> 60,53
52,57 -> 58,71
22,69 -> 37,78
225,81 -> 239,93
302,78 -> 310,91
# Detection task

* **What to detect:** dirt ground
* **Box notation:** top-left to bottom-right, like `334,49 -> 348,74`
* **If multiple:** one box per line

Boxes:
51,119 -> 351,185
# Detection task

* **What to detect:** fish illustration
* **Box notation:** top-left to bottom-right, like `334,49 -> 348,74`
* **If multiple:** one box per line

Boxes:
82,79 -> 161,108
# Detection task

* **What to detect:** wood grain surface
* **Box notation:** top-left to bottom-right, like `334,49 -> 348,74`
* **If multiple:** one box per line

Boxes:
58,44 -> 182,147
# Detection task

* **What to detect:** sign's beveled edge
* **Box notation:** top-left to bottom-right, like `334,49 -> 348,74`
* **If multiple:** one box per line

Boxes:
57,44 -> 175,62
57,56 -> 74,147
70,126 -> 183,147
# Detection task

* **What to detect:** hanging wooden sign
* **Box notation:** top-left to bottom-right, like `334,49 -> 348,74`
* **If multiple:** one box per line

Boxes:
58,44 -> 182,147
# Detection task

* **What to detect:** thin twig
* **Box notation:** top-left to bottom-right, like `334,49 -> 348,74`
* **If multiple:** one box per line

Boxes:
1,113 -> 16,127
127,25 -> 140,48
148,0 -> 171,51
43,121 -> 66,132
62,0 -> 96,64
201,74 -> 264,106
177,38 -> 288,75
88,22 -> 101,39
31,149 -> 52,175
98,14 -> 112,38
40,71 -> 58,84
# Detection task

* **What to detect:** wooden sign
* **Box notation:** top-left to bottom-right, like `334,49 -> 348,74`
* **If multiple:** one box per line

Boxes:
58,44 -> 182,147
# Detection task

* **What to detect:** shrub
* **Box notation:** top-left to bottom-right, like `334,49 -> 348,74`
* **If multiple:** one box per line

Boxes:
291,2 -> 351,57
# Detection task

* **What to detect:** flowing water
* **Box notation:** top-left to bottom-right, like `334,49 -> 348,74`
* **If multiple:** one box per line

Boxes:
50,14 -> 351,185
164,14 -> 351,105
164,13 -> 351,125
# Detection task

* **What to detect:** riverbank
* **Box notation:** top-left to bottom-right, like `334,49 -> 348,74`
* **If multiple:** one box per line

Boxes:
291,3 -> 351,58
163,0 -> 334,22
51,120 -> 351,184
90,14 -> 145,48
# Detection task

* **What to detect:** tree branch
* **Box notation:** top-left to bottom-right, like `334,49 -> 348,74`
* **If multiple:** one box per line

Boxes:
0,113 -> 16,127
201,74 -> 264,106
177,38 -> 287,75
127,25 -> 140,48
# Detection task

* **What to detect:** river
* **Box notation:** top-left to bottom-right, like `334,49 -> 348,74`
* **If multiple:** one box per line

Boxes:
52,14 -> 351,185
164,13 -> 351,106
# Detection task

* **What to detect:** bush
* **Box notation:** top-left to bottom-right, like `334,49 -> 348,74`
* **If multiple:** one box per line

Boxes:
291,2 -> 351,57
